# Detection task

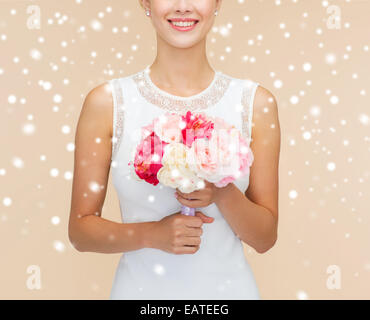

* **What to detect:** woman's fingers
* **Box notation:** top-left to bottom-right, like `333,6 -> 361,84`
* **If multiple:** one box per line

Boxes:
176,245 -> 199,255
175,189 -> 200,200
180,236 -> 201,247
176,196 -> 201,208
182,226 -> 203,237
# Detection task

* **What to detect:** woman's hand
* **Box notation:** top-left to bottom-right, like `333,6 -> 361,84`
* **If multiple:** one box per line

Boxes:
175,180 -> 224,208
148,211 -> 214,255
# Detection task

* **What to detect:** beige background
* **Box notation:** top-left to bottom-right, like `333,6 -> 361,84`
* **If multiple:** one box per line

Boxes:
1,0 -> 370,299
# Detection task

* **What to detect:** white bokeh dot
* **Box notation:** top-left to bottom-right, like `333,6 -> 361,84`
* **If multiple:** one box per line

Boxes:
51,216 -> 61,225
289,190 -> 298,199
3,197 -> 12,207
327,162 -> 336,171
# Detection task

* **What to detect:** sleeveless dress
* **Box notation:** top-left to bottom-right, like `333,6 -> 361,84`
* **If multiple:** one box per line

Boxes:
108,65 -> 260,300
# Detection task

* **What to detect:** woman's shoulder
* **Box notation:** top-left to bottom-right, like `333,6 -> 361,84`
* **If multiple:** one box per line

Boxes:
108,69 -> 143,86
219,71 -> 276,106
79,81 -> 117,138
220,70 -> 259,87
253,83 -> 278,112
83,69 -> 140,111
250,83 -> 279,137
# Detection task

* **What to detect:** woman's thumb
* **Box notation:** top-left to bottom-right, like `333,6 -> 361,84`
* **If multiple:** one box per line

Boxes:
195,211 -> 214,223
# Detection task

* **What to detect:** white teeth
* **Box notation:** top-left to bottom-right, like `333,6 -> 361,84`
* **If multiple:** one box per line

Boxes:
170,21 -> 196,27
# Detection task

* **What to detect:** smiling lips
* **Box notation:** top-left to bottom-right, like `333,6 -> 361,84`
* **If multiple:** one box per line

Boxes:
168,18 -> 199,32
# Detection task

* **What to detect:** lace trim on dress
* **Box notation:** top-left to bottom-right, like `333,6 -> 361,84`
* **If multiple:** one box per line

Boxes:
241,80 -> 259,144
132,69 -> 232,113
109,78 -> 125,161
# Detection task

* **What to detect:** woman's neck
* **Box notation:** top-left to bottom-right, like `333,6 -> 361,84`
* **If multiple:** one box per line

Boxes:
148,39 -> 215,96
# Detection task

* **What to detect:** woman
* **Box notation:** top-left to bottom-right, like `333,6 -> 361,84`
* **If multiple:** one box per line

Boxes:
68,0 -> 280,300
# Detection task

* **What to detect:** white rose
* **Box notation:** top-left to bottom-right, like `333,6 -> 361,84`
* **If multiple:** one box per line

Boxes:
157,142 -> 204,193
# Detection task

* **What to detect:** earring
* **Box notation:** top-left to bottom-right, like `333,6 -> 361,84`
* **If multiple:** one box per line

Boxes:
146,10 -> 150,16
214,10 -> 218,16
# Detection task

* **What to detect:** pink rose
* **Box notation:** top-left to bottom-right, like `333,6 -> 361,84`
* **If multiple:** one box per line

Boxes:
153,112 -> 183,144
187,127 -> 253,187
133,132 -> 168,186
181,111 -> 214,148
141,122 -> 154,139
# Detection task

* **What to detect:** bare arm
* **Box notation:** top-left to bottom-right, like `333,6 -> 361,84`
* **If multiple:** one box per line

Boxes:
214,85 -> 280,253
68,82 -> 155,253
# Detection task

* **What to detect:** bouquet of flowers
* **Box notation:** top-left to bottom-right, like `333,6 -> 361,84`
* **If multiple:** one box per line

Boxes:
128,111 -> 254,216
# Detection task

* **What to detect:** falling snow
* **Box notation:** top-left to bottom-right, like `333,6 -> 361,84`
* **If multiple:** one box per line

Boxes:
0,0 -> 369,301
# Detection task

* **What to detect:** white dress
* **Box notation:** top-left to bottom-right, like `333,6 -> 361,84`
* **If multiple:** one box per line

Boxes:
108,65 -> 260,300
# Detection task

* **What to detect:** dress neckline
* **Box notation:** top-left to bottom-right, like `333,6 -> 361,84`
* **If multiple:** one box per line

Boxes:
132,66 -> 232,113
143,65 -> 220,101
